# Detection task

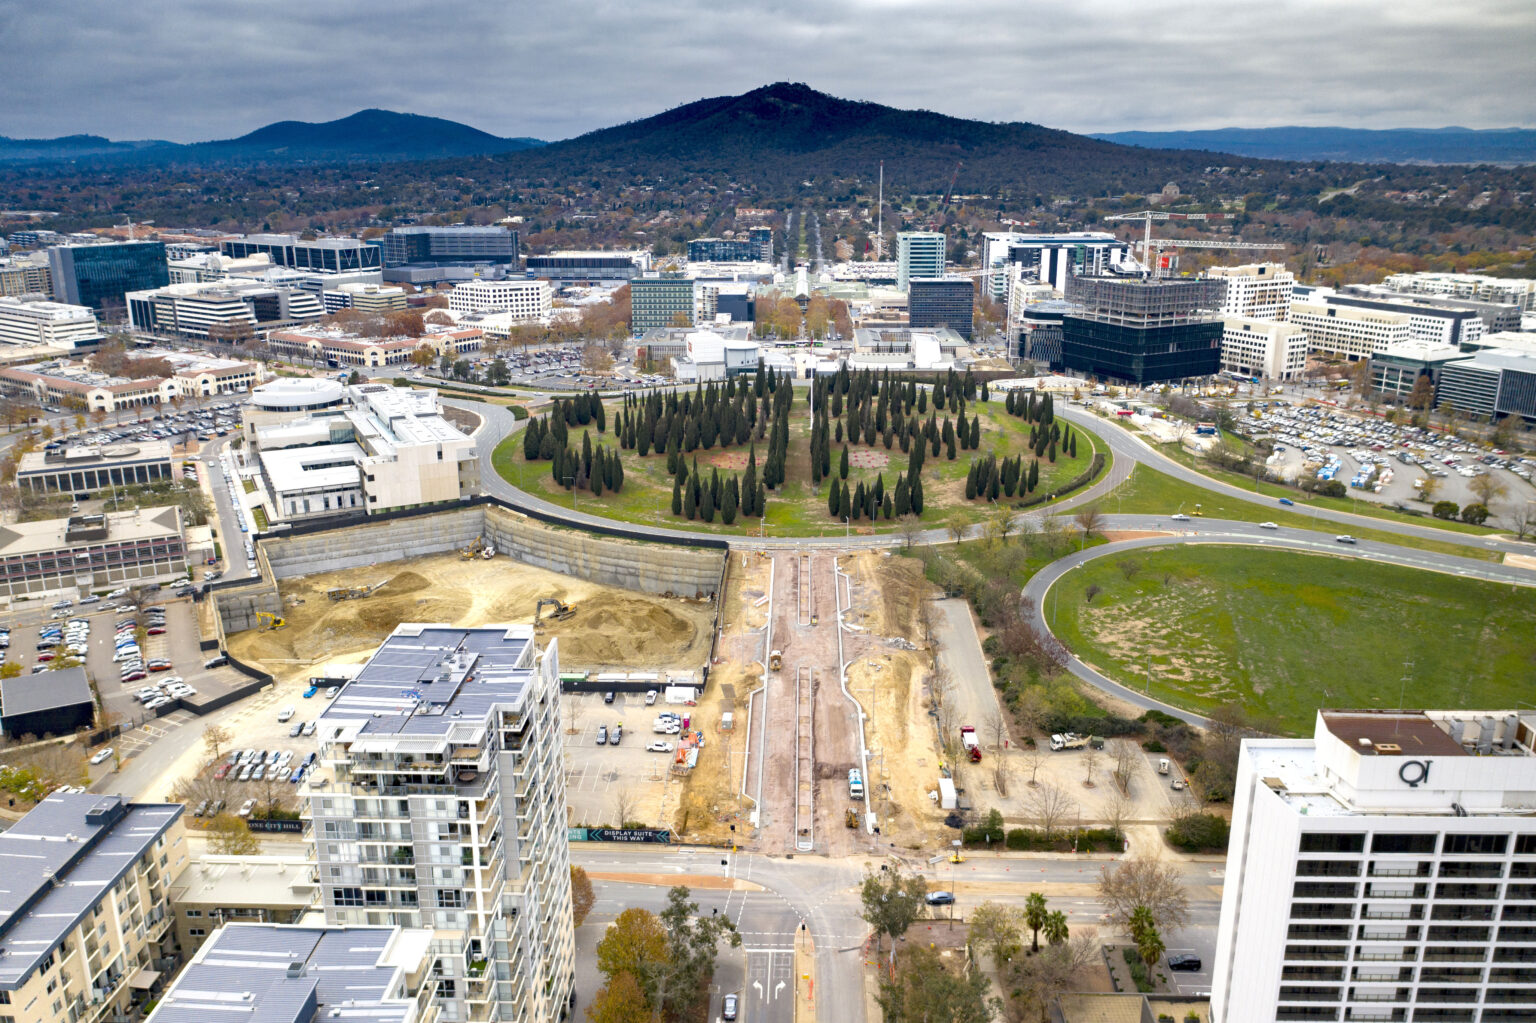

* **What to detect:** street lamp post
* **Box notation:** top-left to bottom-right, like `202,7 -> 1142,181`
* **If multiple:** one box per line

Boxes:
949,839 -> 961,930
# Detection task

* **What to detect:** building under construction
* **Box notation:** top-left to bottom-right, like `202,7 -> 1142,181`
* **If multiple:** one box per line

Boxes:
1061,275 -> 1224,384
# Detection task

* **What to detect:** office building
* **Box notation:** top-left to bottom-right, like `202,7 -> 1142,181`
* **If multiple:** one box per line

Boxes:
693,280 -> 756,324
0,665 -> 94,738
1016,300 -> 1070,368
688,237 -> 760,263
1220,317 -> 1310,381
1464,331 -> 1536,357
0,296 -> 103,350
1382,271 -> 1536,313
1061,276 -> 1224,384
1369,341 -> 1472,401
379,225 -> 518,267
125,279 -> 324,340
0,508 -> 187,599
1436,348 -> 1536,422
630,275 -> 697,332
168,855 -> 318,953
17,440 -> 174,496
306,624 -> 577,1023
525,250 -> 651,284
849,328 -> 964,372
908,277 -> 976,339
0,254 -> 55,299
750,227 -> 773,262
1214,709 -> 1536,1023
980,231 -> 1136,298
1324,287 -> 1491,347
897,231 -> 946,292
165,250 -> 276,285
1208,262 -> 1295,320
250,383 -> 479,521
672,330 -> 763,382
146,923 -> 436,1023
0,350 -> 258,412
1289,300 -> 1413,361
48,241 -> 168,311
322,282 -> 408,314
5,230 -> 64,249
446,278 -> 551,322
267,324 -> 481,369
220,233 -> 381,273
0,793 -> 186,1023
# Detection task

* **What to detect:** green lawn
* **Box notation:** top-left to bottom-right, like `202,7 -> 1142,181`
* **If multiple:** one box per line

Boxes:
494,399 -> 1110,537
1050,545 -> 1536,734
1109,463 -> 1502,563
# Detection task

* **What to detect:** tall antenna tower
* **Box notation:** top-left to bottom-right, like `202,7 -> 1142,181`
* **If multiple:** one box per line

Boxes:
876,162 -> 883,261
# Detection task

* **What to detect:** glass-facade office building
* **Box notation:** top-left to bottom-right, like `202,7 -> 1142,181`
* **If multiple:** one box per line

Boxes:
908,277 -> 975,339
379,226 -> 518,267
220,234 -> 381,273
630,277 -> 696,332
48,241 -> 169,310
1061,276 -> 1223,384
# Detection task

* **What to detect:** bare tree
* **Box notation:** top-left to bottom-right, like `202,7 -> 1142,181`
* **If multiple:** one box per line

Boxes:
1104,787 -> 1134,840
1116,558 -> 1142,581
897,513 -> 923,550
1507,501 -> 1536,541
1469,473 -> 1507,508
1073,504 -> 1106,540
930,668 -> 959,751
1111,739 -> 1139,794
8,741 -> 87,790
947,514 -> 968,545
1003,932 -> 1101,1023
202,724 -> 232,762
1014,688 -> 1049,745
1097,855 -> 1191,936
1024,781 -> 1079,837
984,709 -> 1009,751
992,757 -> 1012,798
1081,746 -> 1101,787
564,694 -> 586,735
1020,745 -> 1047,787
611,786 -> 640,828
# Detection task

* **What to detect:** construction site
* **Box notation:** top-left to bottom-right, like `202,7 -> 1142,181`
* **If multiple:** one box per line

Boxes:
225,550 -> 719,685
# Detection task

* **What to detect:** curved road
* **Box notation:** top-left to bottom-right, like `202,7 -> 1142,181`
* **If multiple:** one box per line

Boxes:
1021,517 -> 1536,727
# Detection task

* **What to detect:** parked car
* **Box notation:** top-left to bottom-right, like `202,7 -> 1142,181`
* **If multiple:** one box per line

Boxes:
596,726 -> 608,745
214,763 -> 232,781
325,686 -> 340,699
89,747 -> 114,765
1168,954 -> 1202,972
289,722 -> 304,738
722,993 -> 738,1021
925,891 -> 955,906
237,799 -> 256,818
647,741 -> 674,753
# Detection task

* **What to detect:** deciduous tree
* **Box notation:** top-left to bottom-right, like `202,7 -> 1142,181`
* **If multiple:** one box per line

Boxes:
1097,855 -> 1191,937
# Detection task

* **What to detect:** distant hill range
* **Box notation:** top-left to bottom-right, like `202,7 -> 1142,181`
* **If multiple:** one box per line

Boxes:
488,81 -> 1237,193
1090,126 -> 1536,166
0,109 -> 544,164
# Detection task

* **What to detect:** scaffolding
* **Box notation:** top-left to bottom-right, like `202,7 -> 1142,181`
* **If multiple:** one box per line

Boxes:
1064,275 -> 1224,328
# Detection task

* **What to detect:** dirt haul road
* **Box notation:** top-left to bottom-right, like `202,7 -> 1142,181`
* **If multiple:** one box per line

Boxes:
226,552 -> 718,684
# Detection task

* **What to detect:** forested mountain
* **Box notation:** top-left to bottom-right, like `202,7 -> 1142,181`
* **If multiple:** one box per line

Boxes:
1091,126 -> 1536,166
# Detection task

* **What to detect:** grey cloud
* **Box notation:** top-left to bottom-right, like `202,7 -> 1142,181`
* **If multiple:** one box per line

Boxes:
1,0 -> 1531,141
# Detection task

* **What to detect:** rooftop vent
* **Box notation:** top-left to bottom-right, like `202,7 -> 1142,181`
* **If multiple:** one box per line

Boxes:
286,961 -> 304,978
1358,737 -> 1373,748
1375,743 -> 1402,754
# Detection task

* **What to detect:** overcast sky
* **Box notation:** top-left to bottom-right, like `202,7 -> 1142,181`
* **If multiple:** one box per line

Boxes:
4,0 -> 1533,142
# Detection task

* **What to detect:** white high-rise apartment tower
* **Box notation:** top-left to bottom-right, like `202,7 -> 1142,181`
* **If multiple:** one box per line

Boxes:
897,231 -> 946,292
1214,709 -> 1536,1023
306,624 -> 575,1023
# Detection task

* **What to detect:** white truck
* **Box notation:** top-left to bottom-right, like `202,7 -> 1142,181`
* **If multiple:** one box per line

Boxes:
960,726 -> 981,762
1049,732 -> 1089,752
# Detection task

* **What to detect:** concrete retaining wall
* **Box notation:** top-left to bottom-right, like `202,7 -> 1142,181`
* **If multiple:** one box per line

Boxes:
261,507 -> 483,579
484,506 -> 725,597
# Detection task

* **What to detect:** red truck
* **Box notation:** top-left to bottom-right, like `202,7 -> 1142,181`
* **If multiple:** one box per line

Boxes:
960,726 -> 981,762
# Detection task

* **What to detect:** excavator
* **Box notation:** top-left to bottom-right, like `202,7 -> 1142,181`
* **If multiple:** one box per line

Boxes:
255,611 -> 286,631
534,598 -> 577,627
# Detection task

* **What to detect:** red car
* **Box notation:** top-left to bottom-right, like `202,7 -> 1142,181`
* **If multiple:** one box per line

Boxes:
35,651 -> 55,662
213,763 -> 232,781
148,661 -> 172,672
146,626 -> 167,636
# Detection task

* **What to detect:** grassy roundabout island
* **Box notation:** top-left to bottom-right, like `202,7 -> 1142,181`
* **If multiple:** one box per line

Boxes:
492,367 -> 1108,536
1049,544 -> 1536,733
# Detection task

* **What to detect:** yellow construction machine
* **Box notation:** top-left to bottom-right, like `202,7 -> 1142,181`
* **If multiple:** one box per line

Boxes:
534,597 -> 577,627
255,611 -> 287,631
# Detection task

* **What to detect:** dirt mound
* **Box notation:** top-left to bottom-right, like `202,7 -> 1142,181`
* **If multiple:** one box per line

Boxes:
815,761 -> 858,779
383,571 -> 432,597
546,596 -> 700,664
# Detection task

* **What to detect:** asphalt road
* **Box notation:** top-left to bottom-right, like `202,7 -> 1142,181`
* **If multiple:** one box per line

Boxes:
931,597 -> 1005,747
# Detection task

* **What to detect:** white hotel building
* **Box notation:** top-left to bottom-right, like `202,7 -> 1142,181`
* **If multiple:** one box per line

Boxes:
1209,263 -> 1296,321
447,278 -> 551,323
1221,316 -> 1310,380
1214,709 -> 1536,1023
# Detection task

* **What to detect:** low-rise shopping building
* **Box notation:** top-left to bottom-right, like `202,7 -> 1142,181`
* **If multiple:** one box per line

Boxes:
168,855 -> 319,953
0,508 -> 187,599
0,665 -> 94,738
267,325 -> 481,368
0,794 -> 186,1023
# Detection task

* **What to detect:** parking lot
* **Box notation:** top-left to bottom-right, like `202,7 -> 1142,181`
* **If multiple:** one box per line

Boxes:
1,590 -> 254,738
1250,403 -> 1536,514
172,690 -> 333,824
563,690 -> 688,829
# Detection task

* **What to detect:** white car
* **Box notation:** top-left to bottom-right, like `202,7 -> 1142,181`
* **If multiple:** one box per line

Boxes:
1170,513 -> 1191,521
646,741 -> 675,753
1259,521 -> 1278,530
89,747 -> 114,765
237,799 -> 256,818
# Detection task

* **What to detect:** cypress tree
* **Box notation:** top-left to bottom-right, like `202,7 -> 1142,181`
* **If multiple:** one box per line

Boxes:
987,468 -> 1000,502
872,472 -> 885,509
1069,433 -> 1078,458
685,474 -> 699,519
969,417 -> 980,449
594,398 -> 606,432
882,492 -> 893,519
840,482 -> 851,521
590,452 -> 604,497
980,381 -> 989,402
829,480 -> 842,518
895,475 -> 910,517
710,468 -> 721,510
1048,438 -> 1057,462
852,481 -> 866,521
911,476 -> 924,515
581,432 -> 593,480
946,432 -> 957,461
1028,459 -> 1039,492
671,475 -> 682,515
756,482 -> 766,518
965,463 -> 978,500
613,455 -> 624,493
523,418 -> 540,459
839,444 -> 850,480
721,475 -> 738,525
954,410 -> 967,449
699,476 -> 715,522
742,446 -> 757,515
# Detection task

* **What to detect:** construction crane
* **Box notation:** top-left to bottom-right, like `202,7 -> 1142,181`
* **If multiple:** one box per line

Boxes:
118,217 -> 154,241
1103,210 -> 1285,278
941,160 -> 964,209
255,612 -> 286,631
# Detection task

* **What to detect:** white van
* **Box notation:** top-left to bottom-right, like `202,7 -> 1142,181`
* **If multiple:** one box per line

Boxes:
276,705 -> 295,722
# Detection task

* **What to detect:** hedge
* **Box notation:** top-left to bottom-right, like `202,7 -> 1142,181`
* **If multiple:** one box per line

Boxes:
510,405 -> 530,420
1166,812 -> 1231,852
